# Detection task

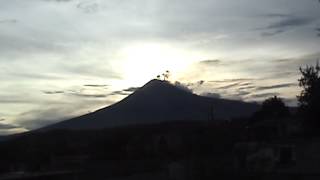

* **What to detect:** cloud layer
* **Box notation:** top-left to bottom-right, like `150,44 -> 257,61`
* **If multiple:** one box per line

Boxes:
0,0 -> 320,134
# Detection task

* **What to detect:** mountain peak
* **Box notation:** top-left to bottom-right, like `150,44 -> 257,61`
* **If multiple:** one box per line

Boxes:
141,79 -> 172,89
132,79 -> 193,100
41,79 -> 260,131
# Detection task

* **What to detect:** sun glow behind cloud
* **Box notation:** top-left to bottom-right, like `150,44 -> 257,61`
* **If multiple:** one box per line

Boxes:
119,43 -> 200,86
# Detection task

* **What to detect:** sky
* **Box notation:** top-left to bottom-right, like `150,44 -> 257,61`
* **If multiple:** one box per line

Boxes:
0,0 -> 320,135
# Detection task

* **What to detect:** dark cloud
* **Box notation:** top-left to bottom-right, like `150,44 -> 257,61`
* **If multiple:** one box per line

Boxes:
44,0 -> 73,2
199,59 -> 221,65
174,81 -> 193,93
42,90 -> 65,95
261,29 -> 286,37
84,84 -> 109,88
109,86 -> 141,96
208,79 -> 255,91
265,71 -> 298,79
201,92 -> 221,99
209,78 -> 255,83
17,107 -> 74,130
239,82 -> 253,86
0,96 -> 33,104
173,80 -> 205,93
272,58 -> 292,63
16,97 -> 115,130
5,72 -> 64,80
42,88 -> 109,98
255,83 -> 297,91
238,85 -> 256,90
187,81 -> 205,88
250,92 -> 280,99
316,27 -> 320,37
235,91 -> 251,96
260,15 -> 314,36
264,13 -> 292,18
217,82 -> 242,89
69,92 -> 108,98
267,16 -> 313,29
0,122 -> 20,130
77,2 -> 100,13
110,91 -> 130,96
122,87 -> 140,92
0,19 -> 18,24
42,86 -> 110,98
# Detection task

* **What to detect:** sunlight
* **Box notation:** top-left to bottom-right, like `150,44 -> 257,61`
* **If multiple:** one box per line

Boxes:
120,43 -> 196,86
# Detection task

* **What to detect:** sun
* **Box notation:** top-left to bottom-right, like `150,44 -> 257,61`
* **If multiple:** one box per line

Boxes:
120,43 -> 195,86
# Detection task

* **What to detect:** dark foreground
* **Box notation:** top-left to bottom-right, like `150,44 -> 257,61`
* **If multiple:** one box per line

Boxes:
1,121 -> 320,180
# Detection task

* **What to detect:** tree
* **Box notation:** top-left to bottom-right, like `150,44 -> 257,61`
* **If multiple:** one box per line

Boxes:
157,70 -> 170,81
253,96 -> 290,120
297,62 -> 320,126
162,70 -> 170,81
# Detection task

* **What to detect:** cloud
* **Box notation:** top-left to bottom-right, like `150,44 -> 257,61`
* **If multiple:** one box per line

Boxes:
208,79 -> 255,91
43,0 -> 73,2
238,85 -> 256,90
174,81 -> 193,93
83,84 -> 109,88
3,71 -> 65,80
0,96 -> 34,104
267,17 -> 312,29
209,78 -> 255,83
69,93 -> 108,98
109,86 -> 141,96
216,82 -> 242,89
122,87 -> 140,92
42,84 -> 112,99
250,92 -> 280,99
260,15 -> 314,36
199,59 -> 221,65
201,92 -> 221,99
261,29 -> 286,37
235,91 -> 251,96
0,0 -> 319,134
186,54 -> 319,103
42,90 -> 65,95
316,27 -> 320,37
255,83 -> 297,91
264,13 -> 293,18
15,97 -> 115,130
0,19 -> 18,24
110,91 -> 130,96
16,107 -> 75,130
77,1 -> 100,13
0,122 -> 20,130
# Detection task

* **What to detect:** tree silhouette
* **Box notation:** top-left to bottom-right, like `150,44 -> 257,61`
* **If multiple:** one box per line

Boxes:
253,96 -> 290,121
297,62 -> 320,127
162,70 -> 170,81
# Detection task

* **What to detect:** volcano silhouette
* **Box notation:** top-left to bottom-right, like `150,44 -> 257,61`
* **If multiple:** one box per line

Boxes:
43,79 -> 259,130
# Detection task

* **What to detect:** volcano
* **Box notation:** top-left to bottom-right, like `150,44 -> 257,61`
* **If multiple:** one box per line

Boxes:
42,79 -> 259,131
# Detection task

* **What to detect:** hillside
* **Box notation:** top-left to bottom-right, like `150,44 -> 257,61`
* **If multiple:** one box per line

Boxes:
41,79 -> 259,131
